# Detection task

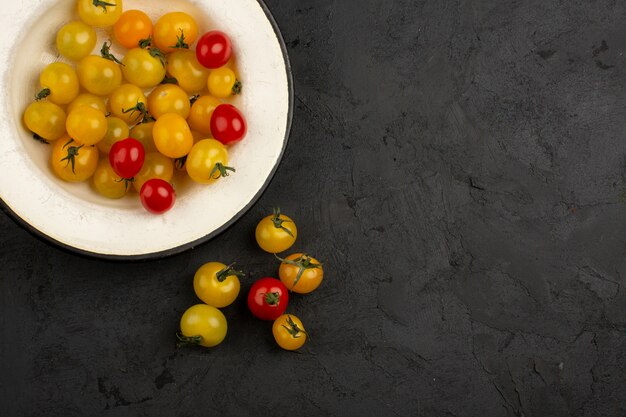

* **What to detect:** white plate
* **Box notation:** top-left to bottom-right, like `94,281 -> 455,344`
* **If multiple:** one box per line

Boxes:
0,0 -> 293,259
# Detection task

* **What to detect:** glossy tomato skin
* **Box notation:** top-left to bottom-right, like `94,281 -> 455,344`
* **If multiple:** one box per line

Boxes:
77,0 -> 123,27
207,67 -> 239,98
50,136 -> 99,182
153,12 -> 199,54
179,304 -> 227,348
66,106 -> 108,146
278,253 -> 324,294
130,122 -> 158,153
109,138 -> 145,179
113,10 -> 153,49
152,113 -> 194,158
132,152 -> 174,192
147,84 -> 190,119
185,139 -> 230,184
166,50 -> 210,94
272,314 -> 307,351
23,101 -> 67,141
39,62 -> 79,105
67,93 -> 106,114
210,104 -> 247,145
56,21 -> 97,61
247,277 -> 289,321
108,84 -> 147,125
255,209 -> 297,253
97,117 -> 130,154
77,55 -> 123,96
188,95 -> 221,135
92,158 -> 127,199
196,31 -> 232,69
140,178 -> 175,214
122,48 -> 166,89
193,262 -> 241,308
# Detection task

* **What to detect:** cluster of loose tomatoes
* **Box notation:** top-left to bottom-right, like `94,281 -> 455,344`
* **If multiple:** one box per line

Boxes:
178,208 -> 324,351
22,0 -> 247,214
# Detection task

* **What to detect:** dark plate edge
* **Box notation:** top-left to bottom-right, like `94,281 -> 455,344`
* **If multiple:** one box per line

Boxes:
0,0 -> 294,262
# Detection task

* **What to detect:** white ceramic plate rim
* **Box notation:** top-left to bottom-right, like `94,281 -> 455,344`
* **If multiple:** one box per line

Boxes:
0,0 -> 293,260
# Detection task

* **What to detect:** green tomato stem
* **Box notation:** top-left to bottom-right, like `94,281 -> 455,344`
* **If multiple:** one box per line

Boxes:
271,207 -> 294,237
35,88 -> 50,101
210,163 -> 236,180
274,253 -> 322,290
176,333 -> 202,348
216,263 -> 245,283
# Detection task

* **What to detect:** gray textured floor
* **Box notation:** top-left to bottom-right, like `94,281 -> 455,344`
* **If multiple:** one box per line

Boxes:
1,0 -> 626,416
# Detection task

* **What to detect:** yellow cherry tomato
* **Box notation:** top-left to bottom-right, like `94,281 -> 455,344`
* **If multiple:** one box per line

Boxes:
179,304 -> 227,348
122,48 -> 166,89
108,84 -> 148,125
255,208 -> 298,253
278,253 -> 324,294
187,95 -> 221,135
67,93 -> 107,114
147,84 -> 190,119
166,50 -> 210,93
39,62 -> 79,105
132,152 -> 174,192
272,314 -> 307,351
92,158 -> 128,198
97,117 -> 130,154
77,55 -> 123,96
208,67 -> 241,98
130,122 -> 158,153
56,21 -> 97,61
193,262 -> 243,308
152,113 -> 193,158
23,101 -> 66,141
50,136 -> 99,182
66,106 -> 108,146
77,0 -> 123,27
153,12 -> 198,54
113,10 -> 153,49
185,139 -> 233,184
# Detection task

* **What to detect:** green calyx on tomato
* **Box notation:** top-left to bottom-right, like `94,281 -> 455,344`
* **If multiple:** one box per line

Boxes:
232,80 -> 242,95
174,156 -> 187,170
175,333 -> 202,348
33,133 -> 49,144
210,162 -> 236,179
35,88 -> 51,101
264,291 -> 281,305
60,139 -> 85,174
275,253 -> 322,289
122,101 -> 154,124
282,315 -> 307,339
161,76 -> 179,85
171,29 -> 189,49
138,36 -> 166,67
100,41 -> 123,65
271,207 -> 295,237
115,176 -> 135,191
92,0 -> 116,12
216,263 -> 245,283
138,36 -> 153,49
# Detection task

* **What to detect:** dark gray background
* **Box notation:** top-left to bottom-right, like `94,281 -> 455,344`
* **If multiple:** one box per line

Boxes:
2,0 -> 626,416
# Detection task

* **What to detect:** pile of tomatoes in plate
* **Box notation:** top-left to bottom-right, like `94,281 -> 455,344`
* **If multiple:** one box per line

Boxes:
22,0 -> 247,214
179,208 -> 324,351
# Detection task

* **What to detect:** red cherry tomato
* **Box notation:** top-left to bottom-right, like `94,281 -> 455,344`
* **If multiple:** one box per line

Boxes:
196,31 -> 232,69
210,104 -> 247,145
247,277 -> 289,321
109,138 -> 145,179
139,179 -> 176,214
